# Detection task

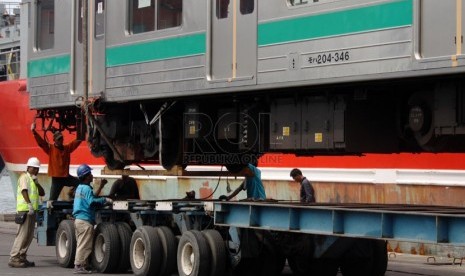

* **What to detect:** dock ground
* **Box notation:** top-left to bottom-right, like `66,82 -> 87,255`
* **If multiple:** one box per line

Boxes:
0,218 -> 464,276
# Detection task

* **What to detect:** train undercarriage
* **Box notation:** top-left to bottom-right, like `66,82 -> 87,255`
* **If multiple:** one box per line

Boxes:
33,76 -> 465,171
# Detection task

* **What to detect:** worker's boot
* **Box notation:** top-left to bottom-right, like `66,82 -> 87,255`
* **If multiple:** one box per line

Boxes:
19,255 -> 35,267
23,260 -> 35,267
74,264 -> 92,274
8,259 -> 27,268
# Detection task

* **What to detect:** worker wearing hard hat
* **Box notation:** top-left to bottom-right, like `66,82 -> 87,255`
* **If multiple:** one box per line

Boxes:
72,164 -> 112,274
9,157 -> 45,268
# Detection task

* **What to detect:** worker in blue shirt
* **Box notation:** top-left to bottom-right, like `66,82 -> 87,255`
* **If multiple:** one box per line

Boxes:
222,163 -> 266,200
72,164 -> 112,274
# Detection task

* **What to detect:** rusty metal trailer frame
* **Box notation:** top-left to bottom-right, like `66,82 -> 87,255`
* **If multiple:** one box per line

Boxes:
214,201 -> 465,245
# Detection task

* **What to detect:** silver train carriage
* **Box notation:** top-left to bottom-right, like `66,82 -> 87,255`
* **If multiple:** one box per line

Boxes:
24,0 -> 465,170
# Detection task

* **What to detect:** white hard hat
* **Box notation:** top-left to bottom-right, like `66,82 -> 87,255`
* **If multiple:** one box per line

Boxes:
26,157 -> 40,168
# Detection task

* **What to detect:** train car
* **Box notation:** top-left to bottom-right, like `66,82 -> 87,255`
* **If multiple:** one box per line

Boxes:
24,0 -> 465,171
14,2 -> 465,275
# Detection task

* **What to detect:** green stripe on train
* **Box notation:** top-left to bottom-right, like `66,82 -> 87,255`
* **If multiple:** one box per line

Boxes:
27,55 -> 70,78
26,33 -> 207,77
258,0 -> 413,46
106,33 -> 206,67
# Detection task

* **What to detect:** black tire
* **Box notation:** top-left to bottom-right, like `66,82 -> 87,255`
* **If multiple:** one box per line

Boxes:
308,258 -> 339,276
156,226 -> 177,276
232,257 -> 258,276
340,239 -> 373,276
287,255 -> 312,276
177,230 -> 211,276
281,233 -> 313,276
231,230 -> 284,276
259,236 -> 286,276
55,220 -> 76,268
91,223 -> 121,273
130,226 -> 162,276
371,240 -> 388,276
116,222 -> 133,273
276,254 -> 287,276
202,229 -> 227,276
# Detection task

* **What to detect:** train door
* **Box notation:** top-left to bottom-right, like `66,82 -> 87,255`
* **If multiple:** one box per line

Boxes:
419,0 -> 459,60
72,0 -> 105,96
91,0 -> 106,96
209,0 -> 257,82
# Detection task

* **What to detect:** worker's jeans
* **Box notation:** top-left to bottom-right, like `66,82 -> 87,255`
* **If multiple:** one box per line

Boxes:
74,219 -> 94,266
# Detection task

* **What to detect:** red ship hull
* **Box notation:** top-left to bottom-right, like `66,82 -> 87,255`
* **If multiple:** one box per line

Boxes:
0,80 -> 102,167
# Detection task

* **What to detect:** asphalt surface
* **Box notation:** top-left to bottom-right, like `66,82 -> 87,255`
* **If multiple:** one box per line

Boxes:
0,220 -> 464,275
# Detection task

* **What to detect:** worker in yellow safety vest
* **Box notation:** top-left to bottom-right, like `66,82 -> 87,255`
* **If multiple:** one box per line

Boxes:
8,157 -> 45,268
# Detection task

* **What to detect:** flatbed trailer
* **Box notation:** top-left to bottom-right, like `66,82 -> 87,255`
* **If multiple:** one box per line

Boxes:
215,202 -> 465,245
36,199 -> 465,276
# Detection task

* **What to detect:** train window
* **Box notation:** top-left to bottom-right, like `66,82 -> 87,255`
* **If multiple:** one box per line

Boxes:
157,0 -> 182,30
216,0 -> 229,19
78,0 -> 83,43
36,0 -> 54,50
288,0 -> 309,5
95,0 -> 105,38
240,0 -> 254,15
129,0 -> 155,34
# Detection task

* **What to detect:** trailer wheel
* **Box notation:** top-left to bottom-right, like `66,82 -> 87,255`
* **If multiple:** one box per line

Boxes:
91,223 -> 121,273
177,230 -> 211,276
55,220 -> 76,268
232,230 -> 284,276
233,250 -> 285,276
287,255 -> 311,276
202,229 -> 227,276
130,226 -> 162,276
257,232 -> 286,276
340,239 -> 373,276
256,241 -> 285,276
283,234 -> 313,276
115,222 -> 133,273
308,258 -> 339,276
371,240 -> 388,276
156,226 -> 177,276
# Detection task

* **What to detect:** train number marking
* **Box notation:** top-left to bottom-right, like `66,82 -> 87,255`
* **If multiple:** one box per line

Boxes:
308,51 -> 350,65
